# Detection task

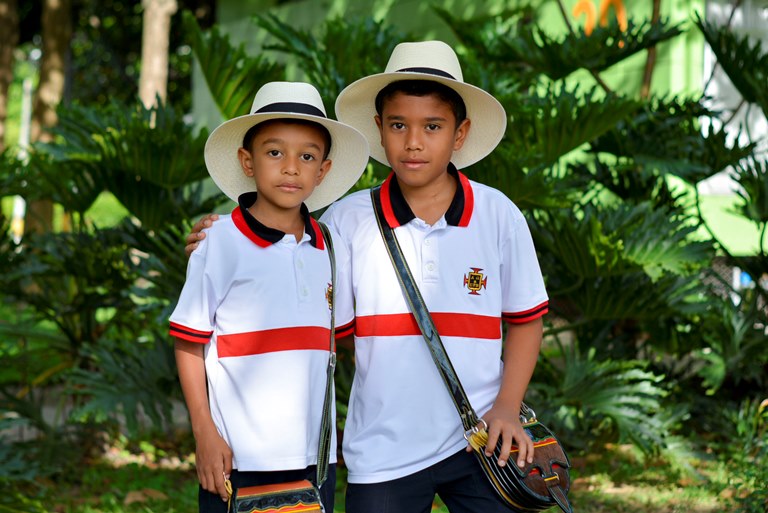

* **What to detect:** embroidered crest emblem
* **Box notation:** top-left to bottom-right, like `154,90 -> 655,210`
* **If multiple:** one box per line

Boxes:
463,267 -> 487,295
325,283 -> 333,310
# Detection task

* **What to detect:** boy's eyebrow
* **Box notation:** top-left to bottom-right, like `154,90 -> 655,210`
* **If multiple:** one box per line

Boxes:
384,114 -> 449,122
260,138 -> 323,151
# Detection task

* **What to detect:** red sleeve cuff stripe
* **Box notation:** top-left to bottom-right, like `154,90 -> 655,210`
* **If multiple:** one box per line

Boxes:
502,301 -> 549,324
335,320 -> 355,339
170,324 -> 212,343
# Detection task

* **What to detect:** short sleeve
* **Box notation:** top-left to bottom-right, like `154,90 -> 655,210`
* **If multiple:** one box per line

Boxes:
168,233 -> 217,343
327,225 -> 355,339
500,210 -> 549,324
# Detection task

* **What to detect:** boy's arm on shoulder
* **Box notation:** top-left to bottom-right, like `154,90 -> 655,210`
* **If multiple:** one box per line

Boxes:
185,214 -> 220,258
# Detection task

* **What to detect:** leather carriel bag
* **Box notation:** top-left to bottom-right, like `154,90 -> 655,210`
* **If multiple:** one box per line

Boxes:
225,480 -> 323,513
371,187 -> 573,513
225,222 -> 337,513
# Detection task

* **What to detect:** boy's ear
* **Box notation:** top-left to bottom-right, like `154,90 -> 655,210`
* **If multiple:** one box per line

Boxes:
315,159 -> 332,185
374,115 -> 384,146
453,118 -> 471,152
238,147 -> 254,177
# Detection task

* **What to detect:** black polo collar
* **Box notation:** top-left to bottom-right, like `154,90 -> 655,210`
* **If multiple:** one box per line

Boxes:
378,163 -> 475,228
232,192 -> 324,249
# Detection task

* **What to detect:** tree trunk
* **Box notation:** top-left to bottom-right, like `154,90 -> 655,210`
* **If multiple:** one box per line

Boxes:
640,0 -> 662,99
27,0 -> 72,234
139,0 -> 178,109
0,0 -> 19,152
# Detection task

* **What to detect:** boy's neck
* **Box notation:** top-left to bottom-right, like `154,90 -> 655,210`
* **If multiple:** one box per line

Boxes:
396,171 -> 457,226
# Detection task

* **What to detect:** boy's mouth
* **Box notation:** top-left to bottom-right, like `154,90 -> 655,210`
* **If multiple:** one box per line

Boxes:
401,159 -> 428,169
278,182 -> 302,192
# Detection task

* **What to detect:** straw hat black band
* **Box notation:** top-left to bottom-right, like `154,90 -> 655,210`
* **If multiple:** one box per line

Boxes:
255,102 -> 326,118
396,67 -> 456,80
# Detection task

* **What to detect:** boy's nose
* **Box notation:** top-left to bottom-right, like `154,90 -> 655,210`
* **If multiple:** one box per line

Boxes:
405,131 -> 423,151
282,157 -> 300,174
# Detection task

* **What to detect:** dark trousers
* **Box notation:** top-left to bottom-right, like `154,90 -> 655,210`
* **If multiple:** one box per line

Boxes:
346,449 -> 516,513
199,464 -> 336,513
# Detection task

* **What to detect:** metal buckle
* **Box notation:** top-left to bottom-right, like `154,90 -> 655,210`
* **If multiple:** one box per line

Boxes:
463,418 -> 488,440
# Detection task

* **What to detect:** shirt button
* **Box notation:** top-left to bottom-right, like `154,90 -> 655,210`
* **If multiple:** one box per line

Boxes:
301,287 -> 309,296
297,260 -> 304,269
426,263 -> 435,271
424,239 -> 431,246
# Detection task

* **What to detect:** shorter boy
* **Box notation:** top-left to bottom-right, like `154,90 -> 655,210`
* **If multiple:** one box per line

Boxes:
169,82 -> 368,513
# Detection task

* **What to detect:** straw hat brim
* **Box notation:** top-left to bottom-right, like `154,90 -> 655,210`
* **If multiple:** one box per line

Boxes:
335,71 -> 507,169
204,112 -> 370,212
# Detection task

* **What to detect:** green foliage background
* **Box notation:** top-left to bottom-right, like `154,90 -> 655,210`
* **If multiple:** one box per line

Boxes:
1,0 -> 767,511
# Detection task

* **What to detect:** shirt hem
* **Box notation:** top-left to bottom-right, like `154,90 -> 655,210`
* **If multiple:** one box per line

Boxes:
345,440 -> 466,484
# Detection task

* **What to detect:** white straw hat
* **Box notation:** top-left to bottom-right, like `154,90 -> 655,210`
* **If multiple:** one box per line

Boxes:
204,82 -> 370,212
335,40 -> 507,169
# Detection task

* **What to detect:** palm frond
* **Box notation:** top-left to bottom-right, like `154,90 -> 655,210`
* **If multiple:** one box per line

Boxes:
501,18 -> 683,81
504,85 -> 640,170
696,13 -> 768,118
590,96 -> 756,184
182,10 -> 285,120
732,159 -> 768,225
532,343 -> 668,455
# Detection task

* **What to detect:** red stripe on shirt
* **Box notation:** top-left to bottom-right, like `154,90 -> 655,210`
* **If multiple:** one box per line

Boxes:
335,320 -> 355,339
457,171 -> 474,227
169,322 -> 213,343
355,313 -> 501,339
217,326 -> 332,357
502,301 -> 549,324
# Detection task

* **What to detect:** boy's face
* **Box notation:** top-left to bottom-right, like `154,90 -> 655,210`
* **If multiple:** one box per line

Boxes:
237,121 -> 332,212
375,91 -> 470,190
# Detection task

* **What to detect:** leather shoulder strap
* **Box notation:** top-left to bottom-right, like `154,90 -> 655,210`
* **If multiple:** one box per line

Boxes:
315,221 -> 336,488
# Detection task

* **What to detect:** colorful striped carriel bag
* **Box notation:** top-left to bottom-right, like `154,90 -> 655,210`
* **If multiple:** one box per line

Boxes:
224,223 -> 337,513
371,187 -> 573,513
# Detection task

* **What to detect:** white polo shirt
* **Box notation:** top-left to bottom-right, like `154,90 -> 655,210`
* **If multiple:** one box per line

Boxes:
320,166 -> 548,484
170,192 -> 353,472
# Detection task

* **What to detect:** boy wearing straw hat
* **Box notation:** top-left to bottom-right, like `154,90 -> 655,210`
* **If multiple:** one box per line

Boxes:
170,81 -> 368,513
326,40 -> 548,513
185,42 -> 548,512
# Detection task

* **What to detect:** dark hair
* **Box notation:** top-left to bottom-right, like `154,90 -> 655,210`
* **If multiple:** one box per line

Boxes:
241,119 -> 332,159
374,80 -> 467,127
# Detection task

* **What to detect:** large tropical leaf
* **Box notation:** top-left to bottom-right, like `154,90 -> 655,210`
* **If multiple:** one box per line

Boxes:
503,85 -> 640,170
531,342 -> 668,455
69,337 -> 179,435
590,96 -> 756,184
696,14 -> 768,119
732,159 -> 768,226
510,18 -> 684,81
182,10 -> 285,120
533,202 -> 712,280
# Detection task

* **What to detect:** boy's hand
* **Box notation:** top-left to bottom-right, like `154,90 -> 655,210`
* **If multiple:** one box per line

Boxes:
467,404 -> 533,469
195,424 -> 233,502
185,214 -> 219,257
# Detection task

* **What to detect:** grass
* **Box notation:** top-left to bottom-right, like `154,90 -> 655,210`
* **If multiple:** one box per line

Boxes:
7,441 -> 753,513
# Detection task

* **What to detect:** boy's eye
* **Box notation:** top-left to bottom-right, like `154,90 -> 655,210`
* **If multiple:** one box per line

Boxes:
426,123 -> 440,131
300,153 -> 316,162
391,122 -> 405,130
267,149 -> 282,157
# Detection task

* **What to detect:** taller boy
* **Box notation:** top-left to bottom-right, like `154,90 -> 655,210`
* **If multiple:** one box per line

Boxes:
323,41 -> 549,512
